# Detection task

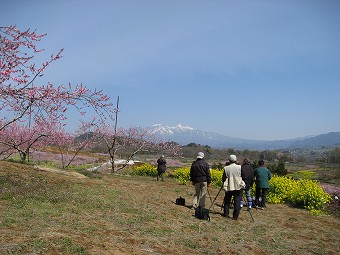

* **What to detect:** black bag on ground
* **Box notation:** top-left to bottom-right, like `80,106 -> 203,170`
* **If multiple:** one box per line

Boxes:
175,196 -> 185,206
195,206 -> 210,221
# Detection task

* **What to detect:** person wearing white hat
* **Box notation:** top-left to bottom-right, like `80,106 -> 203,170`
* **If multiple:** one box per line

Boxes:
190,152 -> 211,209
222,154 -> 245,220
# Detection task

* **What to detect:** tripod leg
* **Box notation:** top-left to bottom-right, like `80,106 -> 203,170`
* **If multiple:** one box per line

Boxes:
248,206 -> 255,222
221,195 -> 224,211
242,191 -> 255,222
242,193 -> 247,207
207,188 -> 215,212
208,185 -> 223,211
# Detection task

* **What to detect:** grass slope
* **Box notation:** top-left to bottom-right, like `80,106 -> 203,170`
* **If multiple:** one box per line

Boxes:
1,161 -> 340,255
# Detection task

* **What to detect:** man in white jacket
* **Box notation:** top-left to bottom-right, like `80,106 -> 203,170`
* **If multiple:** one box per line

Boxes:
222,154 -> 245,220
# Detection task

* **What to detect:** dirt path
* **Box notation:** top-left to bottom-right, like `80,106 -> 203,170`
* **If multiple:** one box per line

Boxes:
34,165 -> 88,179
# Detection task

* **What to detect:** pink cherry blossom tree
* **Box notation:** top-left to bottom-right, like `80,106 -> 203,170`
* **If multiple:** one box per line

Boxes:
0,25 -> 115,164
47,120 -> 103,169
96,125 -> 181,173
95,98 -> 182,173
0,25 -> 114,133
1,25 -> 180,171
0,120 -> 49,162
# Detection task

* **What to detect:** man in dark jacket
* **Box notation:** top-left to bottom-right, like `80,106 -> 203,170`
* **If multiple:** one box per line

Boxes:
190,152 -> 211,209
241,158 -> 254,209
156,155 -> 166,181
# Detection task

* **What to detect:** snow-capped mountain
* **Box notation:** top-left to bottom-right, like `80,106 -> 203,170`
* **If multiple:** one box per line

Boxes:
148,124 -> 340,149
149,124 -> 260,148
151,124 -> 196,135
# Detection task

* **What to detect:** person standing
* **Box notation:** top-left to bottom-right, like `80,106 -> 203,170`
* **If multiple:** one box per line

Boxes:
222,154 -> 245,220
254,159 -> 272,209
190,152 -> 211,209
241,158 -> 255,210
156,155 -> 167,182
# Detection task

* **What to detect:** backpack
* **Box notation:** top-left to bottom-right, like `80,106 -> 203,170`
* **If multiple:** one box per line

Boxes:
195,206 -> 210,221
175,196 -> 185,206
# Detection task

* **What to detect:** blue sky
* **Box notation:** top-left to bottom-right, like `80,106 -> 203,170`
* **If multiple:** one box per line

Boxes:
2,0 -> 340,140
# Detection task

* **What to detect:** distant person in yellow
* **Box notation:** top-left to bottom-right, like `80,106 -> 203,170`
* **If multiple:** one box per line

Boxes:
190,152 -> 211,209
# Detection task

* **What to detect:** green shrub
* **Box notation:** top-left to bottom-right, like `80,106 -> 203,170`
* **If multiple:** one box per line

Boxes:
173,167 -> 190,185
172,167 -> 223,187
267,175 -> 332,214
287,171 -> 316,180
289,179 -> 332,214
131,164 -> 222,184
268,160 -> 287,176
210,169 -> 223,187
276,160 -> 288,176
131,163 -> 157,177
266,176 -> 296,204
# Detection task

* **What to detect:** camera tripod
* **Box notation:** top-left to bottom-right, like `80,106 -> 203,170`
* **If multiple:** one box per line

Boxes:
209,185 -> 254,222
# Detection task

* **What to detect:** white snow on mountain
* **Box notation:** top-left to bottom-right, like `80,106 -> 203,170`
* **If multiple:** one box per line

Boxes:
147,124 -> 340,149
151,124 -> 196,135
148,123 -> 247,147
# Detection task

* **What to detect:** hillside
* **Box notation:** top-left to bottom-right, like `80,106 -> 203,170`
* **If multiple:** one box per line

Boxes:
1,161 -> 340,255
149,124 -> 340,149
289,132 -> 340,148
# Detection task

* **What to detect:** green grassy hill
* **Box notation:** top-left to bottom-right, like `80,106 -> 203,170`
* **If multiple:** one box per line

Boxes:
1,161 -> 340,255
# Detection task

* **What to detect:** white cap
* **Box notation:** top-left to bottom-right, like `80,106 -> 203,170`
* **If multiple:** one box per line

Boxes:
229,154 -> 237,162
197,152 -> 204,159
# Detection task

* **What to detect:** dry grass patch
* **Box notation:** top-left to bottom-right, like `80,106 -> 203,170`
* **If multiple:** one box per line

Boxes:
1,161 -> 339,255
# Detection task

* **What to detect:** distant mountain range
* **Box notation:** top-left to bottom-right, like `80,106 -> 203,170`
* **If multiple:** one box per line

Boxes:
148,124 -> 340,149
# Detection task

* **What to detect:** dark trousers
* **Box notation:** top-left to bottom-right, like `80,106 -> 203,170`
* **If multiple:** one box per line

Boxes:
255,188 -> 269,207
157,172 -> 164,181
223,190 -> 242,219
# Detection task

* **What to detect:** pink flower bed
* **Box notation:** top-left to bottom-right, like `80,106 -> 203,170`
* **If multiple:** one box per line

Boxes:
320,183 -> 340,195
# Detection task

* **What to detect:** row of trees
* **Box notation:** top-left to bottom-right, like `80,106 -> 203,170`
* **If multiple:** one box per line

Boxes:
322,148 -> 340,165
0,25 -> 180,172
182,142 -> 340,166
181,143 -> 293,163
